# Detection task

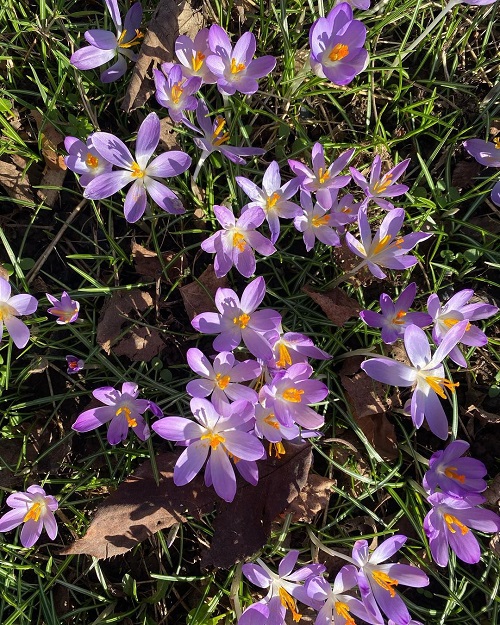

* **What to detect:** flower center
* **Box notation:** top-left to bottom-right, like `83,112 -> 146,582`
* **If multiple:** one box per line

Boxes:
444,513 -> 469,535
494,137 -> 500,149
444,466 -> 466,483
328,43 -> 349,62
117,28 -> 144,49
373,234 -> 392,255
201,432 -> 226,450
335,601 -> 355,625
372,173 -> 393,194
230,58 -> 246,74
0,302 -> 15,322
215,373 -> 231,390
312,214 -> 330,228
116,406 -> 137,428
212,116 -> 230,146
266,192 -> 281,211
282,387 -> 304,402
85,153 -> 99,169
49,306 -> 78,322
232,231 -> 247,252
443,317 -> 471,331
131,161 -> 145,179
392,310 -> 407,325
269,441 -> 286,458
275,343 -> 292,368
171,82 -> 184,104
372,570 -> 399,598
263,413 -> 280,429
23,501 -> 43,523
233,313 -> 251,329
192,50 -> 205,72
317,167 -> 330,185
278,587 -> 301,622
424,376 -> 459,400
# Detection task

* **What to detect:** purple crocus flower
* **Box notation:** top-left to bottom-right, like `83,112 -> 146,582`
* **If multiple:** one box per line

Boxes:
191,277 -> 282,360
336,0 -> 370,8
161,28 -> 217,83
423,440 -> 487,497
72,382 -> 162,445
361,322 -> 468,439
288,144 -> 354,209
464,137 -> 500,206
260,362 -> 328,429
359,282 -> 431,344
328,191 -> 360,233
424,492 -> 500,567
206,25 -> 276,96
304,566 -> 380,625
294,190 -> 341,251
0,277 -> 38,349
351,535 -> 429,625
70,0 -> 143,83
83,112 -> 191,222
46,291 -> 79,324
64,135 -> 113,187
309,3 -> 369,86
267,330 -> 331,370
153,64 -> 201,123
236,161 -> 302,244
0,485 -> 58,548
350,155 -> 411,210
240,550 -> 325,625
66,355 -> 85,375
201,204 -> 276,278
186,348 -> 260,411
427,289 -> 498,368
254,402 -> 301,457
152,397 -> 264,502
345,206 -> 432,280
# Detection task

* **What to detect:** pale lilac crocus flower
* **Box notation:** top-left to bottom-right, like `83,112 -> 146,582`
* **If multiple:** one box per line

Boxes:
254,402 -> 301,458
288,144 -> 354,209
153,64 -> 201,123
350,155 -> 411,210
335,0 -> 370,8
70,0 -> 143,83
0,485 -> 58,548
309,3 -> 369,86
423,440 -> 487,497
0,277 -> 38,349
46,291 -> 79,324
328,191 -> 359,233
294,190 -> 341,252
201,204 -> 276,278
186,348 -> 260,411
267,330 -> 331,370
72,382 -> 162,445
64,135 -> 113,187
464,138 -> 500,205
84,112 -> 191,222
161,28 -> 217,83
427,289 -> 498,368
352,535 -> 429,625
240,550 -> 325,625
66,355 -> 85,374
424,492 -> 500,567
152,397 -> 264,502
236,161 -> 302,243
359,282 -> 431,344
361,322 -> 468,439
345,206 -> 432,279
206,25 -> 276,96
191,277 -> 282,360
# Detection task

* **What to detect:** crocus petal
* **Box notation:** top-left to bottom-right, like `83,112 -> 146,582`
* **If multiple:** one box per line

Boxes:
123,182 -> 147,223
134,113 -> 160,168
278,550 -> 300,577
71,46 -> 116,70
145,178 -> 184,214
210,446 -> 236,502
240,276 -> 266,312
423,389 -> 449,440
8,294 -> 38,315
152,416 -> 203,441
174,441 -> 209,485
72,406 -> 116,432
4,315 -> 30,348
371,579 -> 410,625
84,170 -> 132,200
100,54 -> 127,83
381,563 -> 429,587
447,525 -> 480,564
107,416 -> 129,444
90,132 -> 134,168
404,324 -> 431,368
0,508 -> 28,532
361,358 -> 415,386
105,0 -> 122,29
123,2 -> 143,36
242,563 -> 271,588
43,512 -> 58,540
147,151 -> 191,177
369,535 -> 407,564
223,430 -> 264,461
20,519 -> 43,547
84,29 -> 118,49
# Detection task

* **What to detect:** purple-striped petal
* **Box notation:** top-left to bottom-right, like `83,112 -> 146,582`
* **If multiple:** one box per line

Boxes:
123,182 -> 147,223
20,519 -> 43,547
135,113 -> 160,168
71,46 -> 116,70
174,441 -> 209,485
4,316 -> 30,348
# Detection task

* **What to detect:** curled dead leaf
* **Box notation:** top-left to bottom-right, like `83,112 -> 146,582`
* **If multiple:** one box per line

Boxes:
302,285 -> 360,326
281,473 -> 335,523
0,159 -> 33,202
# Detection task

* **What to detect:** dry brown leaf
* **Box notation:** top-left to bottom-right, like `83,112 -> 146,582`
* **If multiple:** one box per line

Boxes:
0,159 -> 33,202
281,474 -> 334,523
484,474 -> 500,508
302,285 -> 360,326
97,289 -> 153,354
122,0 -> 204,112
37,167 -> 67,208
489,533 -> 500,557
159,116 -> 181,150
114,326 -> 165,361
31,110 -> 66,171
466,404 -> 500,424
180,265 -> 229,320
132,242 -> 186,284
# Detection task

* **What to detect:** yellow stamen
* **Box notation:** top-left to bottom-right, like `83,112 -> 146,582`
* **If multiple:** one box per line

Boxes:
233,231 -> 247,252
373,234 -> 392,255
392,310 -> 407,325
23,502 -> 42,523
276,343 -> 292,369
269,441 -> 286,458
201,432 -> 226,449
226,450 -> 240,463
131,161 -> 145,179
212,116 -> 230,146
116,406 -> 137,428
335,601 -> 355,625
372,570 -> 399,598
279,587 -> 301,622
424,376 -> 459,400
494,137 -> 500,150
317,167 -> 330,185
0,304 -> 13,321
263,413 -> 280,429
372,173 -> 393,194
282,387 -> 304,403
230,58 -> 246,74
444,513 -> 469,535
328,43 -> 349,62
192,50 -> 205,72
215,372 -> 231,390
233,313 -> 251,329
266,192 -> 281,210
171,83 -> 184,104
85,153 -> 99,169
312,214 -> 330,228
443,318 -> 471,331
117,28 -> 144,49
342,206 -> 352,214
444,466 -> 466,483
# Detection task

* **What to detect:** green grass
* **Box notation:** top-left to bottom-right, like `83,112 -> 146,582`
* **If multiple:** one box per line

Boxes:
0,0 -> 499,623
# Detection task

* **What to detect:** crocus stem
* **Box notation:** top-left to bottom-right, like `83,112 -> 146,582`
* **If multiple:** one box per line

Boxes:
327,261 -> 366,288
193,152 -> 209,182
308,528 -> 356,564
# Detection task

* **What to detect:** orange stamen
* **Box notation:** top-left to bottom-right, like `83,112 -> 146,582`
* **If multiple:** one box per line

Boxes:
372,173 -> 393,194
443,318 -> 471,331
171,83 -> 184,104
282,388 -> 304,403
118,29 -> 144,49
85,153 -> 99,169
263,413 -> 280,429
192,50 -> 205,72
269,441 -> 286,458
230,58 -> 246,74
317,167 -> 330,185
233,313 -> 251,329
131,162 -> 145,179
372,570 -> 399,597
373,234 -> 392,255
212,116 -> 230,146
276,343 -> 292,369
312,214 -> 331,228
215,373 -> 231,390
23,502 -> 42,523
335,601 -> 355,625
328,43 -> 349,62
116,406 -> 137,428
444,513 -> 469,535
233,231 -> 246,252
424,376 -> 459,400
444,466 -> 466,483
392,310 -> 407,325
266,192 -> 281,210
279,587 -> 301,622
201,432 -> 226,450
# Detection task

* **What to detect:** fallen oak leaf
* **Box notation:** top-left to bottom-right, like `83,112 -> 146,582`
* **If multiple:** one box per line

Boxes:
180,264 -> 229,320
302,285 -> 360,326
280,473 -> 335,523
